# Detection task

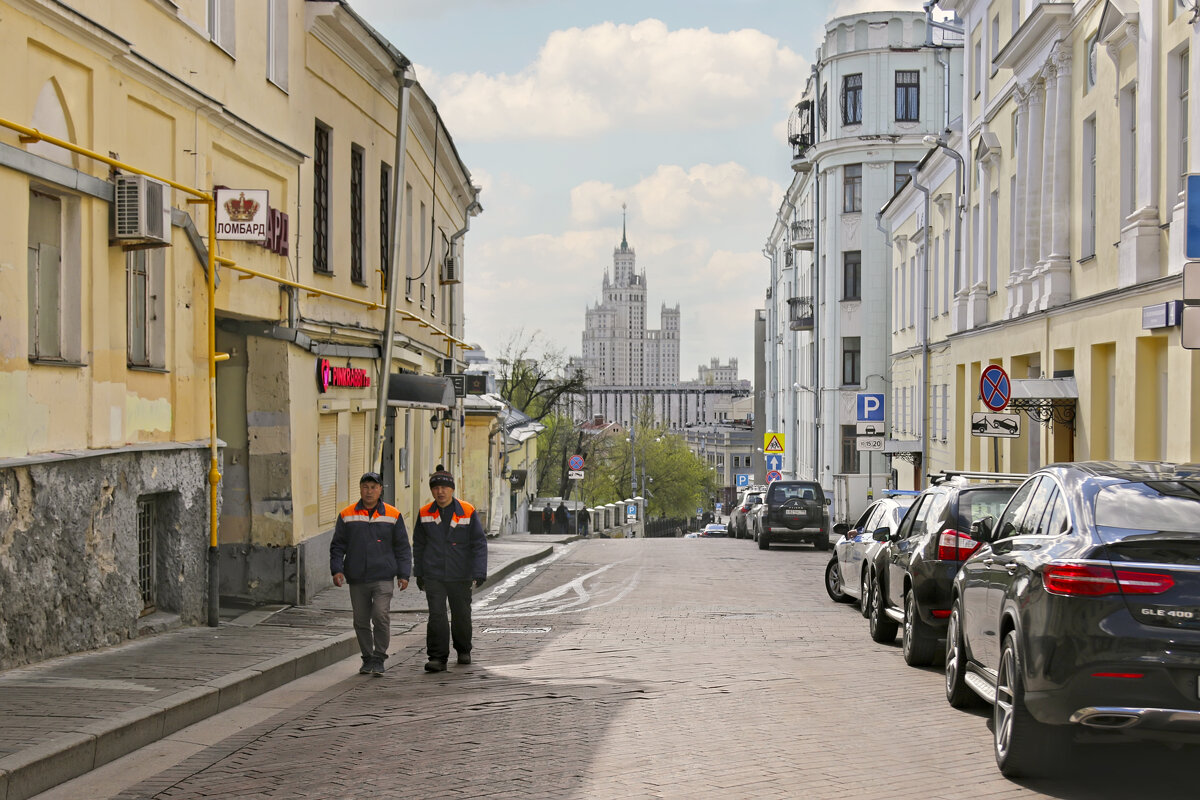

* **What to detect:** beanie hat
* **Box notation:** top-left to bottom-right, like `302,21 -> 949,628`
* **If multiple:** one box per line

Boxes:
429,464 -> 455,489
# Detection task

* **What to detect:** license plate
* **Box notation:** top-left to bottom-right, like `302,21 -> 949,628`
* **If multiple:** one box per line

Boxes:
785,509 -> 805,516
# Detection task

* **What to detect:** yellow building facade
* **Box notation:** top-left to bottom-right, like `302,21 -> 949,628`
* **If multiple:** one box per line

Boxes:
0,0 -> 480,666
883,0 -> 1199,488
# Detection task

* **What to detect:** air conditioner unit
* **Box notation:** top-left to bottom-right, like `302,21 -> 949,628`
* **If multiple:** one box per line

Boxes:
442,255 -> 462,284
111,174 -> 171,246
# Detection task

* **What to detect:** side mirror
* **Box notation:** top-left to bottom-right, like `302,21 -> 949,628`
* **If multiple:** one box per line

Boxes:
824,497 -> 831,505
871,527 -> 890,542
972,516 -> 995,542
833,523 -> 849,537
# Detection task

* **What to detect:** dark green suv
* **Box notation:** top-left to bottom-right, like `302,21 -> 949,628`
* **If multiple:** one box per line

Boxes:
754,481 -> 831,551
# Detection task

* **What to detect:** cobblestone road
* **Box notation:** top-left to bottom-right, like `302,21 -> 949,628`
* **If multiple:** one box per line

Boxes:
106,539 -> 1194,799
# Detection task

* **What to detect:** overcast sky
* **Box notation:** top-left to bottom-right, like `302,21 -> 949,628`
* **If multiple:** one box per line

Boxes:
349,0 -> 922,378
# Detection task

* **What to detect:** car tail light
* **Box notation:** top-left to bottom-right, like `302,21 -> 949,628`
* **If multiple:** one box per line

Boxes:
936,529 -> 980,561
1042,563 -> 1175,596
1092,672 -> 1144,679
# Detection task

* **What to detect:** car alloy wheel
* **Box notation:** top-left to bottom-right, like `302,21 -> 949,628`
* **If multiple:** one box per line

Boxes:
860,570 -> 873,618
825,557 -> 851,603
944,604 -> 980,708
869,578 -> 898,643
902,589 -> 938,667
994,630 -> 1069,778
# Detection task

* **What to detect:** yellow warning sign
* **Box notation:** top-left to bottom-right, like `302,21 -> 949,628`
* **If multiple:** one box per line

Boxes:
763,433 -> 785,453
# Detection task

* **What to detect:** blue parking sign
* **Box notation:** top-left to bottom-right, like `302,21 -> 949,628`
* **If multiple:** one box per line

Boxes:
735,473 -> 750,487
1188,175 -> 1200,259
857,393 -> 885,422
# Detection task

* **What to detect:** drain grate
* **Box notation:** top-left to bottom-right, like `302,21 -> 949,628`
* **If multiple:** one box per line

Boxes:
482,627 -> 551,634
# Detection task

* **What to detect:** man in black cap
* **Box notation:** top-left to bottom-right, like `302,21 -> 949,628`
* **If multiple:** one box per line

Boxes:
330,472 -> 411,676
413,464 -> 487,672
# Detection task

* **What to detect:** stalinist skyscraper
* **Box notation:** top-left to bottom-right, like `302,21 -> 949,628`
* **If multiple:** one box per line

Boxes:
577,207 -> 680,388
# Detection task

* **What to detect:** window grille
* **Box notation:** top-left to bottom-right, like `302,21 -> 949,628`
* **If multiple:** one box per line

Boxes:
313,123 -> 331,274
350,145 -> 364,284
896,70 -> 920,121
137,496 -> 158,612
842,74 -> 863,125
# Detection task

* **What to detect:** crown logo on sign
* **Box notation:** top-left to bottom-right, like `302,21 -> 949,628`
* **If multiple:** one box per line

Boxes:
224,192 -> 259,222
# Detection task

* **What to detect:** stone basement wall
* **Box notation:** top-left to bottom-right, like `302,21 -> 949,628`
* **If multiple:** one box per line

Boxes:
0,444 -> 216,670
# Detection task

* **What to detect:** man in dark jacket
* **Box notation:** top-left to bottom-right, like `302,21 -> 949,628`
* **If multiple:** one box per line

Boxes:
330,472 -> 411,676
555,501 -> 569,534
413,465 -> 487,672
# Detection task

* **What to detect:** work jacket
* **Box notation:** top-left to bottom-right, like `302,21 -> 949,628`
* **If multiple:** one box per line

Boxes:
329,501 -> 411,584
412,498 -> 487,582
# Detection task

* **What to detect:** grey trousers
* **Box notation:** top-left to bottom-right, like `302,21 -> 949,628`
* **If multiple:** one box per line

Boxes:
349,580 -> 394,662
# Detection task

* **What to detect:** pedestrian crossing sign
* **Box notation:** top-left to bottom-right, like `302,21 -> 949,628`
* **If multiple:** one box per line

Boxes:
763,433 -> 785,454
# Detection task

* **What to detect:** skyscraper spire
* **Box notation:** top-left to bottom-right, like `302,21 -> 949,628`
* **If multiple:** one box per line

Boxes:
621,202 -> 628,249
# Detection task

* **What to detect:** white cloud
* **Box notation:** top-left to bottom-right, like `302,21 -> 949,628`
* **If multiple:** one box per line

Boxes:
570,162 -> 781,232
418,19 -> 808,140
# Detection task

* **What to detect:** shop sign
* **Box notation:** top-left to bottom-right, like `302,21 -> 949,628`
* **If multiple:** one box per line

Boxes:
317,358 -> 372,393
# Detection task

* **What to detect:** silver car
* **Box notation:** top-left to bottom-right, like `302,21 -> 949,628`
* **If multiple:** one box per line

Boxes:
825,493 -> 918,611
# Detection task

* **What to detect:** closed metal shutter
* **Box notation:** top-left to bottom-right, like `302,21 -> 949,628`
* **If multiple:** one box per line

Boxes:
318,413 -> 337,524
349,412 -> 367,491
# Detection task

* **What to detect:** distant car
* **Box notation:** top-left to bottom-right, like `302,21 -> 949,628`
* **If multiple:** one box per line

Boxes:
868,472 -> 1020,667
948,461 -> 1200,778
990,417 -> 1018,434
699,524 -> 728,538
729,490 -> 764,539
825,493 -> 918,609
753,480 -> 831,550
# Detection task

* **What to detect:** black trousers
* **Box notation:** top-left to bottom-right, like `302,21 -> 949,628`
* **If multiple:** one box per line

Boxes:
424,578 -> 473,661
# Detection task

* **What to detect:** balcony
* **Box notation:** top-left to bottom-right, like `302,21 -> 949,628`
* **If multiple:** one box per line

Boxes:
787,100 -> 814,173
790,219 -> 814,251
787,296 -> 814,331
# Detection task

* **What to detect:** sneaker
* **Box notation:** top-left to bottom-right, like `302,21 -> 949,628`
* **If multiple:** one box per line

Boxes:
423,659 -> 447,673
370,660 -> 385,676
456,652 -> 471,665
359,660 -> 373,675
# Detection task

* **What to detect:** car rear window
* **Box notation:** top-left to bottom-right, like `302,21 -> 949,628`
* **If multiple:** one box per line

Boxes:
958,487 -> 1017,526
1094,482 -> 1200,534
768,483 -> 822,502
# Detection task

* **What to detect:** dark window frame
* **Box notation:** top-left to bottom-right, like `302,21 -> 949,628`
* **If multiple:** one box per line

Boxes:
895,70 -> 920,122
842,336 -> 861,386
842,250 -> 862,300
380,161 -> 392,291
350,144 -> 364,285
843,164 -> 863,213
842,73 -> 863,125
312,121 -> 331,274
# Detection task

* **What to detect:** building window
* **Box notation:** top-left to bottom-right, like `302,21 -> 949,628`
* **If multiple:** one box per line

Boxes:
267,0 -> 287,90
894,161 -> 917,195
989,190 -> 999,291
973,36 -> 982,97
843,250 -> 861,300
137,495 -> 161,613
380,162 -> 391,290
819,83 -> 828,133
842,74 -> 863,125
840,424 -> 860,474
1121,86 -> 1137,219
313,122 -> 330,274
127,248 -> 165,368
28,187 -> 81,363
350,145 -> 364,284
843,164 -> 862,213
207,0 -> 236,57
419,201 -> 427,306
404,183 -> 413,296
895,71 -> 920,121
990,15 -> 1000,76
1180,49 -> 1190,195
842,336 -> 861,386
1081,114 -> 1096,258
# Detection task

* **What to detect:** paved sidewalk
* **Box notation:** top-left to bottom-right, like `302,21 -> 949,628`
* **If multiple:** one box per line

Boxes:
0,533 -> 573,800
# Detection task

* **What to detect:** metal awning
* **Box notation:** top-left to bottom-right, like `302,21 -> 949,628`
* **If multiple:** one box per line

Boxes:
884,439 -> 922,465
387,372 -> 454,410
1008,377 -> 1077,430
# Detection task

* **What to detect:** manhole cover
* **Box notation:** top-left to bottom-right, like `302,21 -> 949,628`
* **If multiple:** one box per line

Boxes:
482,627 -> 551,634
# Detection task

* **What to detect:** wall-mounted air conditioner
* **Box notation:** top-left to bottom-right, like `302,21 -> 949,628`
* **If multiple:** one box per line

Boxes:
111,174 -> 171,247
442,254 -> 462,284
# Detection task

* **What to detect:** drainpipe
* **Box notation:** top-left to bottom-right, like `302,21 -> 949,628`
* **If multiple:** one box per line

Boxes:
910,168 -> 932,487
373,60 -> 415,473
924,135 -> 968,303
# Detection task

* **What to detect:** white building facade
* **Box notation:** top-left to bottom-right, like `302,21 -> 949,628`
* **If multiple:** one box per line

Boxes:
763,10 -> 963,523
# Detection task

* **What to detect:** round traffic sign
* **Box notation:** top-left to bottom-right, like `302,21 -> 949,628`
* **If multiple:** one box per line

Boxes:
568,454 -> 584,471
765,470 -> 783,483
980,365 -> 1011,412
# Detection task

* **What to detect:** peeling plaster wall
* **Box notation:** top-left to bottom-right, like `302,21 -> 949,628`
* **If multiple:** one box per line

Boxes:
0,446 -> 214,669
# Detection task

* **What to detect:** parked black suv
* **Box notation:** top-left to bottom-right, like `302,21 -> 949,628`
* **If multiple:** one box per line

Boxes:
754,481 -> 831,551
947,462 -> 1200,778
867,472 -> 1020,667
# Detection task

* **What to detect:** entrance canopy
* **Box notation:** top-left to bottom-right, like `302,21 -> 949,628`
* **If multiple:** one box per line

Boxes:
387,372 -> 454,410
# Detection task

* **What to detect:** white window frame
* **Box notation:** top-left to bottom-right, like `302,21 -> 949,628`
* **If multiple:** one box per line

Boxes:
27,185 -> 82,363
127,248 -> 166,369
267,0 -> 288,90
1082,115 -> 1097,258
208,0 -> 236,57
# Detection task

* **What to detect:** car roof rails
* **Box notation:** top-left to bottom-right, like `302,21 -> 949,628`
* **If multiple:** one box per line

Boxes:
928,470 -> 1028,485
